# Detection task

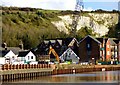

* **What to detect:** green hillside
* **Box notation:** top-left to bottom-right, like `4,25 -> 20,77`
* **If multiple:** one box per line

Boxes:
2,7 -> 68,49
2,7 -> 120,49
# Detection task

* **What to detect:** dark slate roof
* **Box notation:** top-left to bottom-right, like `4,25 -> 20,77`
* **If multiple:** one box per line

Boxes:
0,50 -> 10,57
7,47 -> 21,54
79,35 -> 101,44
62,38 -> 73,46
18,51 -> 29,57
0,47 -> 21,55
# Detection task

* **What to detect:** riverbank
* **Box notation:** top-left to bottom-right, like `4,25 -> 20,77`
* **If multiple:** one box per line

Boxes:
52,64 -> 120,75
1,64 -> 120,82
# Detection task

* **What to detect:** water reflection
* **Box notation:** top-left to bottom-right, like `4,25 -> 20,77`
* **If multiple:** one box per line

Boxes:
8,71 -> 120,83
51,71 -> 120,83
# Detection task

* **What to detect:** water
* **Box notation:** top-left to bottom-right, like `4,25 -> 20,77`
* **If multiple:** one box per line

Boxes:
2,71 -> 120,85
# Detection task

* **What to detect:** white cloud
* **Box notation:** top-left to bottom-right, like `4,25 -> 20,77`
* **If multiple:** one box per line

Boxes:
1,0 -> 119,10
1,0 -> 76,10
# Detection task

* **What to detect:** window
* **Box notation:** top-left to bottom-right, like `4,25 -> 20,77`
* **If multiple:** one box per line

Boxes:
28,56 -> 29,60
107,45 -> 109,48
31,56 -> 33,59
87,44 -> 90,48
107,51 -> 110,55
56,45 -> 59,48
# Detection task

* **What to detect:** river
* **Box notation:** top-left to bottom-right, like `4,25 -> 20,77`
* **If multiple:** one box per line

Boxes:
2,71 -> 120,85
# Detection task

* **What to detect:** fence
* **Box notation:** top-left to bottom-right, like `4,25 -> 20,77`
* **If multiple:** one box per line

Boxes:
1,64 -> 51,70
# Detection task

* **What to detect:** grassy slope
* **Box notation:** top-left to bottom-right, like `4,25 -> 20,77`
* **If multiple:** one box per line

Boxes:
2,7 -> 120,49
2,7 -> 63,49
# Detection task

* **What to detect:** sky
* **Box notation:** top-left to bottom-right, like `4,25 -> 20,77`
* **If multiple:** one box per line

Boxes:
1,0 -> 120,11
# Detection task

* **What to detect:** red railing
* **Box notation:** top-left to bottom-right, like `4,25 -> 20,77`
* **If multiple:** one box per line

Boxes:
1,64 -> 51,70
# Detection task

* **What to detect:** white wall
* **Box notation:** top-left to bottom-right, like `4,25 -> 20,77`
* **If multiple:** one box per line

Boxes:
4,50 -> 17,64
0,57 -> 5,64
25,51 -> 36,62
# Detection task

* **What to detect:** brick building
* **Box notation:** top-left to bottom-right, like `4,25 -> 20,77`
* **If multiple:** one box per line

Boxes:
79,35 -> 102,63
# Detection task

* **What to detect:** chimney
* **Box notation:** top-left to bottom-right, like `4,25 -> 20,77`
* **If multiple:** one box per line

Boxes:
2,42 -> 7,50
5,48 -> 7,50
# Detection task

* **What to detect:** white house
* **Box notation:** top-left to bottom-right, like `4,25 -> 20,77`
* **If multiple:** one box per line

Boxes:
60,48 -> 80,63
18,51 -> 36,64
1,50 -> 17,64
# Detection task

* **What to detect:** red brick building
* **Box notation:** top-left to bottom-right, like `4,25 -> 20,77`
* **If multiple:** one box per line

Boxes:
79,35 -> 102,63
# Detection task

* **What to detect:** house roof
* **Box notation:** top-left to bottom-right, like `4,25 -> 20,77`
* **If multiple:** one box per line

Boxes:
79,35 -> 101,44
62,38 -> 73,46
18,51 -> 29,57
49,40 -> 56,44
0,50 -> 10,57
68,38 -> 78,47
44,40 -> 49,44
114,39 -> 120,44
0,47 -> 21,55
108,38 -> 117,45
57,40 -> 62,45
7,47 -> 21,54
96,38 -> 108,44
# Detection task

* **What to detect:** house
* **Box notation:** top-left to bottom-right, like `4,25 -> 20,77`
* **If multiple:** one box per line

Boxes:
79,35 -> 102,63
68,38 -> 79,56
53,40 -> 62,56
60,48 -> 79,63
0,50 -> 17,64
114,39 -> 120,62
105,38 -> 117,61
18,51 -> 36,64
118,41 -> 120,62
97,38 -> 108,61
0,46 -> 23,64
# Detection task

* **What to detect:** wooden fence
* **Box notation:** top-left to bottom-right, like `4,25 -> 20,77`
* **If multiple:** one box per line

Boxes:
1,64 -> 51,70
